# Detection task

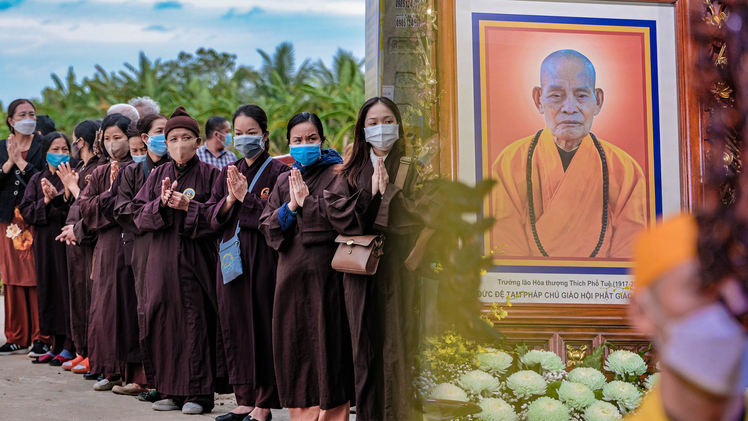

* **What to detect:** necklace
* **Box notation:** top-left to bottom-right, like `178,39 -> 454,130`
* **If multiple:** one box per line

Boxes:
526,129 -> 609,257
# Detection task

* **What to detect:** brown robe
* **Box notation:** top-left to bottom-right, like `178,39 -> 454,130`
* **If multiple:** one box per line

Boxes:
259,153 -> 355,410
78,159 -> 135,375
131,154 -> 221,398
18,168 -> 70,338
113,154 -> 170,386
57,155 -> 107,357
205,152 -> 289,407
325,144 -> 424,421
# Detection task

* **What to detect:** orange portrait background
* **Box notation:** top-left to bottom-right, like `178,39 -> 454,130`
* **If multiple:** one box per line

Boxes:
481,24 -> 654,257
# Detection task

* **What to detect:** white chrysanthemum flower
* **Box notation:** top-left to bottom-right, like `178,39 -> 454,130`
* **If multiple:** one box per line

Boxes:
460,370 -> 500,395
583,401 -> 623,421
568,367 -> 608,391
604,350 -> 647,377
602,381 -> 643,413
525,397 -> 570,421
558,381 -> 596,410
521,350 -> 566,372
644,373 -> 660,390
477,351 -> 514,375
429,383 -> 469,401
506,370 -> 547,399
477,397 -> 517,421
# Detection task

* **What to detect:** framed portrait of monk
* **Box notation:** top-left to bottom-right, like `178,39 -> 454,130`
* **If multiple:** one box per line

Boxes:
452,0 -> 683,306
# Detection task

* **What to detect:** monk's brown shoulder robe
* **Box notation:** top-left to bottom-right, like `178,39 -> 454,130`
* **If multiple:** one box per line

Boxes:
18,169 -> 69,338
324,144 -> 426,421
205,151 -> 289,397
132,155 -> 221,397
259,152 -> 355,410
113,154 -> 170,385
56,155 -> 107,357
78,160 -> 136,374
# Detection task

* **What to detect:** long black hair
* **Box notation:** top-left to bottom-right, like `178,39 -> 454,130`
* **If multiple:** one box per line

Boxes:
74,120 -> 101,151
339,97 -> 405,188
286,112 -> 325,145
42,131 -> 71,162
100,113 -> 131,159
5,99 -> 35,135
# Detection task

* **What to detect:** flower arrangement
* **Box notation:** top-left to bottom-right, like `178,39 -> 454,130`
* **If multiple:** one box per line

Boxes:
414,330 -> 656,420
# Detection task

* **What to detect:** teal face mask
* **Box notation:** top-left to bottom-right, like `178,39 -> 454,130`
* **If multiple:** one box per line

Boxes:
132,154 -> 147,164
47,153 -> 70,168
221,133 -> 233,148
289,144 -> 322,166
147,134 -> 168,156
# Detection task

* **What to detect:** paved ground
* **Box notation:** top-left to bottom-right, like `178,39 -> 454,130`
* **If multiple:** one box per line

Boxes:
0,301 -> 295,421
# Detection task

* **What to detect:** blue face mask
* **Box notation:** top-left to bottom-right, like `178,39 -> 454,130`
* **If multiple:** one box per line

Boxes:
147,134 -> 168,156
221,133 -> 233,149
132,154 -> 147,164
47,152 -> 70,169
290,144 -> 322,167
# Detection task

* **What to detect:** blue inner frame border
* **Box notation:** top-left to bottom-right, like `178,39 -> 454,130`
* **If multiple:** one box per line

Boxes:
471,13 -> 662,276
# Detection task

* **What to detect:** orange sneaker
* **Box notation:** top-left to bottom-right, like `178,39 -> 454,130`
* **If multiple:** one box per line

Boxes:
72,357 -> 90,374
62,355 -> 85,371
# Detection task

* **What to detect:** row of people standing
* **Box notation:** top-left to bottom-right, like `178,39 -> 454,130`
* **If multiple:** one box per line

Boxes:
0,96 -> 426,421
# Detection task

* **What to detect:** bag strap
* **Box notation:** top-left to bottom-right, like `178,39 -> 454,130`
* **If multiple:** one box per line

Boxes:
232,156 -> 274,236
249,156 -> 274,193
393,156 -> 412,190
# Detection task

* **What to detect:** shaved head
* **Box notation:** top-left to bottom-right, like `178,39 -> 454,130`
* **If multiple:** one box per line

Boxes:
540,50 -> 596,89
532,49 -> 604,150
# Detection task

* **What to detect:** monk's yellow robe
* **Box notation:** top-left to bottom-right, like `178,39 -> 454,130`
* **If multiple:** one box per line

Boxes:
491,128 -> 647,258
625,387 -> 748,421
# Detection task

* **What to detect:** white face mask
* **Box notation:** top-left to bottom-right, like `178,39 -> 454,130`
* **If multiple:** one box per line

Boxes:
12,119 -> 36,135
642,292 -> 747,396
365,124 -> 399,151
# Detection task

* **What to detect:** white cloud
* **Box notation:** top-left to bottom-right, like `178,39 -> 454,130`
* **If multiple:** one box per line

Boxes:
37,0 -> 366,16
0,17 -> 179,53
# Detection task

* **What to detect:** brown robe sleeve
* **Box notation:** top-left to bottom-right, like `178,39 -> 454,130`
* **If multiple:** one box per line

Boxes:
259,172 -> 292,251
373,162 -> 425,234
324,176 -> 381,236
182,165 -> 220,240
18,172 -> 48,226
78,165 -> 118,231
131,166 -> 173,233
114,165 -> 146,234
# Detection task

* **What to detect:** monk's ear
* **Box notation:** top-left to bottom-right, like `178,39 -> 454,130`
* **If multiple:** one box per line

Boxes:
532,86 -> 544,114
594,88 -> 604,116
195,137 -> 203,147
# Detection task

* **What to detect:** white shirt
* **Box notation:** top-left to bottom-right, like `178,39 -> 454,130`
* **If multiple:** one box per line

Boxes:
370,148 -> 388,169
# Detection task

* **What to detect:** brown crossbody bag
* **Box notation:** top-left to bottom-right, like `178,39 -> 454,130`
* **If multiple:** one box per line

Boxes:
331,157 -> 413,275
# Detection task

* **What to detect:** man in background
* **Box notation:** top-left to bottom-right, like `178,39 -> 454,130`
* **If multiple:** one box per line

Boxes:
196,116 -> 237,169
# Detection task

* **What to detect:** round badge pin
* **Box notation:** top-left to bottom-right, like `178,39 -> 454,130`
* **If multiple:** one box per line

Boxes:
85,174 -> 92,183
261,187 -> 270,200
183,188 -> 196,199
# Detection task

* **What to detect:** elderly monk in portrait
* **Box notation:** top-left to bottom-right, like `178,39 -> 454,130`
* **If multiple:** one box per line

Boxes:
491,49 -> 647,258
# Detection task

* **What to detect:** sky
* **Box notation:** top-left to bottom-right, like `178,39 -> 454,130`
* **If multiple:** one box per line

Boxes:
0,0 -> 365,105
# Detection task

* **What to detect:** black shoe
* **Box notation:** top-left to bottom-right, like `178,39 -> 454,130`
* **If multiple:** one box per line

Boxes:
137,389 -> 162,403
0,343 -> 28,355
216,412 -> 250,421
243,412 -> 272,421
28,340 -> 49,357
83,372 -> 101,380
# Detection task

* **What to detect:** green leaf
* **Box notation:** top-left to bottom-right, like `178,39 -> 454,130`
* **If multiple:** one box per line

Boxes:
580,343 -> 608,370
